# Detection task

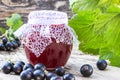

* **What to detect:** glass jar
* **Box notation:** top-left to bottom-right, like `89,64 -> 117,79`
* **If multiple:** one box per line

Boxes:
21,10 -> 73,70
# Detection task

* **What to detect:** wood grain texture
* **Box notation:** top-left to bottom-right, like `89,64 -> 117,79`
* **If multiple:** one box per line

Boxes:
0,0 -> 71,28
0,47 -> 120,80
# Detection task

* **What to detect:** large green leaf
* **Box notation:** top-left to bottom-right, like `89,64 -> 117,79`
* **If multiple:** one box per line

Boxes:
69,0 -> 120,67
106,4 -> 120,13
71,0 -> 99,12
110,54 -> 120,67
69,10 -> 117,51
70,0 -> 120,13
99,47 -> 113,60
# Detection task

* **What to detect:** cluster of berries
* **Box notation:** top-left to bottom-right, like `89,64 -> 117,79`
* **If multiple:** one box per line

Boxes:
1,61 -> 75,80
1,60 -> 107,79
0,37 -> 21,51
1,60 -> 107,80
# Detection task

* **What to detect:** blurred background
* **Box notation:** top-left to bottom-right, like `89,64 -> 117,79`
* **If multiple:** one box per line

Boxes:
0,0 -> 72,30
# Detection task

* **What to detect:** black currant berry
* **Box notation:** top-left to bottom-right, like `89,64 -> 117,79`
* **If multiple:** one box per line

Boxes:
5,42 -> 13,51
20,70 -> 33,80
33,69 -> 45,80
97,60 -> 107,70
11,41 -> 18,49
2,62 -> 13,74
26,68 -> 34,79
46,72 -> 57,80
16,61 -> 25,68
50,75 -> 61,80
15,38 -> 21,47
0,43 -> 6,51
63,73 -> 75,80
34,63 -> 46,71
23,63 -> 34,70
13,64 -> 23,75
2,37 -> 8,45
26,68 -> 34,74
17,40 -> 21,47
80,64 -> 93,77
55,66 -> 65,76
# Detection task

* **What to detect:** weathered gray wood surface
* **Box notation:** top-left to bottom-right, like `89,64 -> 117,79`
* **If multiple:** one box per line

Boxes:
0,47 -> 120,80
0,0 -> 71,28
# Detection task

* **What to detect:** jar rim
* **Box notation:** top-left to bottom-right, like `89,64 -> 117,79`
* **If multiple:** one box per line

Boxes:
28,10 -> 67,19
28,10 -> 68,25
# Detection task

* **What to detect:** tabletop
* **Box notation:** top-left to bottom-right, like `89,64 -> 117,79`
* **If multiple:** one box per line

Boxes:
0,47 -> 120,80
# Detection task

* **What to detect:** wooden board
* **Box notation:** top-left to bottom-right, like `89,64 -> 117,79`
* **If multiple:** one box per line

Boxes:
0,47 -> 120,80
0,0 -> 71,28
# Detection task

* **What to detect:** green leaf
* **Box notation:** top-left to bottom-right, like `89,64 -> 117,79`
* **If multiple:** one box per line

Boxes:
6,13 -> 23,32
71,0 -> 99,12
5,27 -> 16,41
70,0 -> 120,13
99,48 -> 113,60
110,54 -> 120,67
69,10 -> 107,50
0,27 -> 6,34
106,4 -> 120,13
69,0 -> 120,67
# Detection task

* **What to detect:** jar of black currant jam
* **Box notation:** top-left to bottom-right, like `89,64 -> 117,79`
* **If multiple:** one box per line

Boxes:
18,10 -> 73,70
